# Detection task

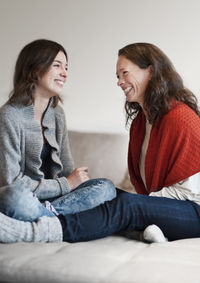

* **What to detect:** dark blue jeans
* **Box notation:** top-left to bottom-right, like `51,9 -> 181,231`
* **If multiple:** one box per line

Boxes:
59,189 -> 200,242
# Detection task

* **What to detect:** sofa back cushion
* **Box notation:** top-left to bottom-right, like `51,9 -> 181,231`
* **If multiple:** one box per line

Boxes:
68,131 -> 129,187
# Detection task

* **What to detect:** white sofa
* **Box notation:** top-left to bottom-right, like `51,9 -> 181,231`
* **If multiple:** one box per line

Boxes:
0,130 -> 200,283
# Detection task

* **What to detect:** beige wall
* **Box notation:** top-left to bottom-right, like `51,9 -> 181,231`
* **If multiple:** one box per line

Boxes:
0,0 -> 199,133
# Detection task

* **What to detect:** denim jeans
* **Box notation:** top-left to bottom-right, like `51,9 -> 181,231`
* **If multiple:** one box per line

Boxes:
59,189 -> 200,242
51,178 -> 116,215
0,178 -> 116,221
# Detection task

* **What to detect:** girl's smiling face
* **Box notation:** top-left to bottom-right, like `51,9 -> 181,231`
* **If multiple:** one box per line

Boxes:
36,51 -> 68,99
116,55 -> 152,107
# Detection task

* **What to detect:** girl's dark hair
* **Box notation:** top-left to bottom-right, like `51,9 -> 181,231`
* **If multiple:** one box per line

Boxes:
118,42 -> 200,124
8,39 -> 68,107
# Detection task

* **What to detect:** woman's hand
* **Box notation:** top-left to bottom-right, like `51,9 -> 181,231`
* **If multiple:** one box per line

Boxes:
67,167 -> 90,191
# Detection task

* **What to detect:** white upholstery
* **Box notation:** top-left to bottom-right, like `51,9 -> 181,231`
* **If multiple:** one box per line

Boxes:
1,237 -> 200,283
0,130 -> 199,283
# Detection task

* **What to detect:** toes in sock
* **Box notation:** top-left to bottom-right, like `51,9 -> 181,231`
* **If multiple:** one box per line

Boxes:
143,224 -> 168,243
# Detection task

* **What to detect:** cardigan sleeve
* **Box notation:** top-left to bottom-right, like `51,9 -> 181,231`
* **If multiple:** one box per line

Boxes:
0,106 -> 72,200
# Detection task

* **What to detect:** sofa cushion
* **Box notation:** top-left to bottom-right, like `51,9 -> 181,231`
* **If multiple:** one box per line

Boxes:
0,237 -> 200,283
68,131 -> 129,187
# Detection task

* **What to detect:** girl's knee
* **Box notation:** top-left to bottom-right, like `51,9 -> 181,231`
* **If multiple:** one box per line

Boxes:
98,178 -> 116,200
98,178 -> 115,188
0,182 -> 41,221
0,183 -> 22,208
0,183 -> 33,204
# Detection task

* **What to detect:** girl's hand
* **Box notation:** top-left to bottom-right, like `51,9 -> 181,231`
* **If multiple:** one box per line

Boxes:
67,166 -> 90,191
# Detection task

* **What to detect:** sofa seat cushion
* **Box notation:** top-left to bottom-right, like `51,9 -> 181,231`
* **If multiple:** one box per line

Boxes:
0,236 -> 200,283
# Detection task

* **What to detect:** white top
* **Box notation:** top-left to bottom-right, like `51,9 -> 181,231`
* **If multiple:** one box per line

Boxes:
139,119 -> 200,205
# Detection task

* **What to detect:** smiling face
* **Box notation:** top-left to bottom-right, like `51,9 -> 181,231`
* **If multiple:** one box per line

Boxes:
116,55 -> 152,108
36,51 -> 68,99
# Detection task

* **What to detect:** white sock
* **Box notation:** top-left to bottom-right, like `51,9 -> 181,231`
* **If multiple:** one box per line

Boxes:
143,224 -> 168,243
0,212 -> 63,243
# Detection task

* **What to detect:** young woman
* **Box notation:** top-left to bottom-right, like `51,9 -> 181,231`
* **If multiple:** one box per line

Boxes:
0,42 -> 200,244
0,39 -> 116,222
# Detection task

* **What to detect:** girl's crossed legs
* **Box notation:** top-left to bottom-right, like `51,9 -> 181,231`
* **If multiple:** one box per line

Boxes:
0,178 -> 116,221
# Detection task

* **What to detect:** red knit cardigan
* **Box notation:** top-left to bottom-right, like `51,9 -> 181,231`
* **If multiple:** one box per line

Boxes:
128,102 -> 200,195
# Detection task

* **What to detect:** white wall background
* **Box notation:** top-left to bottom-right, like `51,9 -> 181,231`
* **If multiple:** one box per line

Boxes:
0,0 -> 200,133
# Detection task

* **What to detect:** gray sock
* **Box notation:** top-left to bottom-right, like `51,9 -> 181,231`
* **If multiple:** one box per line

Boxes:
0,212 -> 63,243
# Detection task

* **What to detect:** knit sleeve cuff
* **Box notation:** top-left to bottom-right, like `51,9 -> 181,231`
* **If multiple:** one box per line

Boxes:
56,176 -> 71,195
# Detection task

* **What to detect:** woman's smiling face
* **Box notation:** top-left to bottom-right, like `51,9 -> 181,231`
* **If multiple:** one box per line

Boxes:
116,55 -> 152,107
36,51 -> 68,99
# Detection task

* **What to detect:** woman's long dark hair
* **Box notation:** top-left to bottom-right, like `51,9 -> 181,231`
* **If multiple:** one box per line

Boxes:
8,39 -> 68,107
118,43 -> 200,124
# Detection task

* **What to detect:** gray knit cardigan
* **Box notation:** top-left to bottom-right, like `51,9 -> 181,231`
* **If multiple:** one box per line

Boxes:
0,100 -> 74,200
